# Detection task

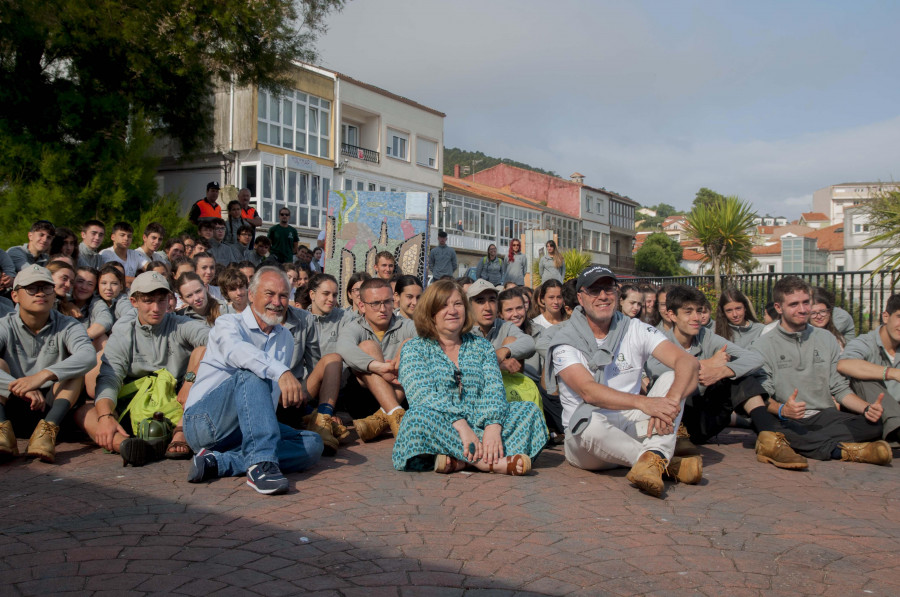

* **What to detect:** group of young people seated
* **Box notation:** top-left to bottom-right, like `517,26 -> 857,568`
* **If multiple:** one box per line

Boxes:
0,217 -> 897,498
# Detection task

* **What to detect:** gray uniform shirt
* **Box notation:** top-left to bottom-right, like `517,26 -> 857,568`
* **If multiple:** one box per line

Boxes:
79,296 -> 114,334
727,321 -> 765,349
475,256 -> 505,286
282,306 -> 321,379
832,307 -> 856,341
208,240 -> 243,266
472,319 -> 536,360
77,243 -> 103,270
0,310 -> 96,397
313,307 -> 357,356
840,327 -> 900,400
95,313 -> 210,406
428,244 -> 458,280
7,245 -> 47,272
337,315 -> 417,372
750,323 -> 852,413
0,249 -> 15,279
645,326 -> 764,393
539,255 -> 564,283
504,253 -> 527,286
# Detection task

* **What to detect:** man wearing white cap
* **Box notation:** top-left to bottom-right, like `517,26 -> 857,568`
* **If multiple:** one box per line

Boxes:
76,271 -> 209,465
537,266 -> 701,498
0,265 -> 96,463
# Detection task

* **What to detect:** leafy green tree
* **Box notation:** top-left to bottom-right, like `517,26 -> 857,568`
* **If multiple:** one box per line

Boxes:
692,188 -> 727,211
653,203 -> 679,218
684,196 -> 757,294
861,187 -> 900,282
0,0 -> 344,247
635,233 -> 686,276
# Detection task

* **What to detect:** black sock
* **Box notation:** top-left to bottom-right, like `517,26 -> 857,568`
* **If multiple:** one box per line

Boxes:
831,447 -> 843,460
748,406 -> 777,433
45,399 -> 71,426
649,450 -> 667,459
0,402 -> 6,423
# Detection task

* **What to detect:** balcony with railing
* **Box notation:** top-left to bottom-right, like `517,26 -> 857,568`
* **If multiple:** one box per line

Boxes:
341,143 -> 380,164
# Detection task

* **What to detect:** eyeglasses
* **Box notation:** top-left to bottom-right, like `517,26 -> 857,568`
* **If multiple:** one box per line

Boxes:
809,310 -> 829,319
18,284 -> 55,296
363,298 -> 394,310
184,243 -> 196,248
581,285 -> 618,297
214,226 -> 225,231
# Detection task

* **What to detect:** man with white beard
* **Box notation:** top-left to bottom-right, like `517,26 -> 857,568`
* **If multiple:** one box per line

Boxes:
182,266 -> 324,495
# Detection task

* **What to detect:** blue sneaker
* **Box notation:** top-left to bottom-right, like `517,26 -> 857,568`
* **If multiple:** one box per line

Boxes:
187,448 -> 218,483
246,461 -> 289,495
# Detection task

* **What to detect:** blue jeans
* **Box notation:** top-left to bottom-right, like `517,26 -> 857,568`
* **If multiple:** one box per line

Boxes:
182,370 -> 324,477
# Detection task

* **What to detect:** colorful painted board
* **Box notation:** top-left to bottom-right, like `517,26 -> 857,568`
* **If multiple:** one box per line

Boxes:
325,191 -> 430,307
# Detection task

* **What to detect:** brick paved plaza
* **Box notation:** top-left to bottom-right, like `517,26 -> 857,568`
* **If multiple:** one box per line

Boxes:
1,428 -> 898,596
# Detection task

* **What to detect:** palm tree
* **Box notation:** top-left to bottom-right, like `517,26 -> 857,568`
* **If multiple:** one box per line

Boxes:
683,196 -> 757,295
862,188 -> 900,285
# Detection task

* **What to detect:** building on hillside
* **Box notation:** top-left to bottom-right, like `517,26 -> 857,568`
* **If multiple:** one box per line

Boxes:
812,182 -> 900,224
154,62 -> 445,247
467,164 -> 635,268
439,174 -> 581,274
751,215 -> 790,227
661,215 -> 688,242
799,212 -> 830,229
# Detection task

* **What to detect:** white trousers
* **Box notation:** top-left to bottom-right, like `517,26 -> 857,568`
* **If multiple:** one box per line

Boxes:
564,372 -> 683,471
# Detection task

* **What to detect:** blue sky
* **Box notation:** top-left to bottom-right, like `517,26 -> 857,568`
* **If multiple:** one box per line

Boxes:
315,0 -> 899,218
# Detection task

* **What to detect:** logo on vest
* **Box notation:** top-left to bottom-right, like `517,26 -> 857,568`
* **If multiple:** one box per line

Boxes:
776,354 -> 793,369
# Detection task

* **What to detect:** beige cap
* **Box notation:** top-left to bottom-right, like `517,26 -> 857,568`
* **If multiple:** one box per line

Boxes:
466,278 -> 498,299
129,271 -> 172,297
13,265 -> 54,290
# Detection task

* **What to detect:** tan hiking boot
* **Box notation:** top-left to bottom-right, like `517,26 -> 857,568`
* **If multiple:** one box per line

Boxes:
307,412 -> 339,455
384,407 -> 406,438
755,431 -> 808,470
0,420 -> 18,458
331,416 -> 350,442
626,451 -> 667,498
665,455 -> 703,484
354,410 -> 389,442
674,423 -> 700,456
26,420 -> 59,463
839,440 -> 893,466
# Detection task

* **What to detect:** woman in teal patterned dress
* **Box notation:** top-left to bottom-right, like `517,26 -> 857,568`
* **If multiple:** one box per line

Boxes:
392,280 -> 547,474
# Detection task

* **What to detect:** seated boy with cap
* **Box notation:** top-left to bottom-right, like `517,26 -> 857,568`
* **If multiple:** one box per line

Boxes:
0,265 -> 96,463
76,271 -> 210,466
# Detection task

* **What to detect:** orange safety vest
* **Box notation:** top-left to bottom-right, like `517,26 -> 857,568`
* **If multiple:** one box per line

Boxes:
194,199 -> 222,220
241,207 -> 259,221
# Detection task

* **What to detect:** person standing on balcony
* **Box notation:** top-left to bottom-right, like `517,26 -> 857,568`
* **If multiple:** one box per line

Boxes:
476,244 -> 505,286
428,230 -> 457,282
503,239 -> 527,287
539,240 -> 565,283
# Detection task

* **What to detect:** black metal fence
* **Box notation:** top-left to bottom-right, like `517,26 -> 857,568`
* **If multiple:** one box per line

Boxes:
632,270 -> 900,333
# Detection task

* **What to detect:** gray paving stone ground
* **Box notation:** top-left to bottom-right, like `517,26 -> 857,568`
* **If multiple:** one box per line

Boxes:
0,428 -> 898,596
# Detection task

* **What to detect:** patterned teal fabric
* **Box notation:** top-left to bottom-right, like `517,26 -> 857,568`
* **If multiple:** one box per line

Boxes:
392,334 -> 548,471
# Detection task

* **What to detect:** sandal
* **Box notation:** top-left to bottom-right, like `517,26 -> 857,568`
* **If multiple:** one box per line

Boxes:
489,454 -> 532,476
434,454 -> 465,474
165,426 -> 193,460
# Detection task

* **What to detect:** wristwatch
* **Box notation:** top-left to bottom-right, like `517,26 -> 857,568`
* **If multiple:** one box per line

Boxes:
184,371 -> 197,383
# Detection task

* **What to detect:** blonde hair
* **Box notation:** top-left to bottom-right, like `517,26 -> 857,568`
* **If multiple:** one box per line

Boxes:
413,279 -> 473,340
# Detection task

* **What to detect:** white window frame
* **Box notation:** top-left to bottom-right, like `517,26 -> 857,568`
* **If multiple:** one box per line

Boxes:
245,158 -> 331,228
258,89 -> 331,159
415,137 -> 438,169
386,128 -> 409,161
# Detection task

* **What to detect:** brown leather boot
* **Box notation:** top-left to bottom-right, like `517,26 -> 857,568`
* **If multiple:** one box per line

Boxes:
384,407 -> 406,438
0,420 -> 18,458
626,451 -> 667,498
353,410 -> 389,442
307,412 -> 339,455
665,455 -> 703,484
26,420 -> 59,463
839,440 -> 893,465
674,423 -> 701,456
331,416 -> 350,442
755,431 -> 808,470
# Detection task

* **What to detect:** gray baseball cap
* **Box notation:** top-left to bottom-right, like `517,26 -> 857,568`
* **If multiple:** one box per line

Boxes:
13,265 -> 54,290
466,278 -> 498,299
129,271 -> 172,297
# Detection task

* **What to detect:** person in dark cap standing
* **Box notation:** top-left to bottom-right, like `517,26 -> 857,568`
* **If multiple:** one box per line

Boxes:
189,181 -> 223,226
427,230 -> 457,282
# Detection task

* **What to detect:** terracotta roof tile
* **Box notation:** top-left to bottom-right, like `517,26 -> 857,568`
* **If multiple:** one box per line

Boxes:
752,242 -> 782,255
805,223 -> 844,252
442,176 -> 573,219
801,212 -> 830,221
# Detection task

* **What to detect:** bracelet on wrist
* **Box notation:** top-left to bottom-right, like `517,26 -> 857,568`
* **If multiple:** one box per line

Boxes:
864,405 -> 871,415
778,403 -> 786,421
884,366 -> 890,382
98,413 -> 115,420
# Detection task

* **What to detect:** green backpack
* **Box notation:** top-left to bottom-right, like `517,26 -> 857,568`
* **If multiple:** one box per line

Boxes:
117,368 -> 184,432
